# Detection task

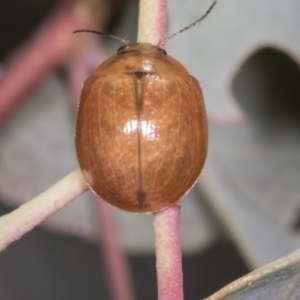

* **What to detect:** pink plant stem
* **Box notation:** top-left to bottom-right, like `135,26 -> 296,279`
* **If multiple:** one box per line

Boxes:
154,205 -> 183,300
67,44 -> 135,300
0,0 -> 90,123
137,0 -> 184,299
0,168 -> 88,252
137,0 -> 167,45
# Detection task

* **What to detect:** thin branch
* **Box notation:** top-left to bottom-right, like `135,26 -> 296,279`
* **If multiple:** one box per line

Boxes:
0,168 -> 88,252
137,0 -> 184,299
137,0 -> 167,45
154,205 -> 183,300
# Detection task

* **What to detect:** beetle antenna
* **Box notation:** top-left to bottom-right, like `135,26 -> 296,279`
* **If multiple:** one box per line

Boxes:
73,30 -> 130,45
158,1 -> 217,48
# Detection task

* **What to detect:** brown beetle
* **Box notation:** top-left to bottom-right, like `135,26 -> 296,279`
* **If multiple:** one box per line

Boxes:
75,2 -> 216,213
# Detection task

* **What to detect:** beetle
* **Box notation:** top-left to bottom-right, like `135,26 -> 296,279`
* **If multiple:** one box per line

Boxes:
75,1 -> 216,213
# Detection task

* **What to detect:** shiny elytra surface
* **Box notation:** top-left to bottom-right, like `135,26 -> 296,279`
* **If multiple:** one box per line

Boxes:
76,43 -> 208,213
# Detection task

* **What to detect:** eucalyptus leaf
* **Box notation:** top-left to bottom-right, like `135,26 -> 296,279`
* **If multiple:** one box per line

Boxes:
205,248 -> 300,300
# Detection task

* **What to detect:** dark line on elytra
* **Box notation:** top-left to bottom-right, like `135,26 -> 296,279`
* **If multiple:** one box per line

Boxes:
133,72 -> 147,209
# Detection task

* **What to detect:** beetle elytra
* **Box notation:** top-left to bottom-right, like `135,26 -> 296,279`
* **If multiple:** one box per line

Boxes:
75,2 -> 216,213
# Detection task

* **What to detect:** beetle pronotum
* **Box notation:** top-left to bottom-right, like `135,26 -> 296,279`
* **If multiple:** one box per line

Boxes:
75,1 -> 217,213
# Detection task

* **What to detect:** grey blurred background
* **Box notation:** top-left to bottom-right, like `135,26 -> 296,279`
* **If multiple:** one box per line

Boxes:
0,0 -> 299,299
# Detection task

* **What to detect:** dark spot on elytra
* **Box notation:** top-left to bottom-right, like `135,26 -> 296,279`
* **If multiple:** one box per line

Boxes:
137,189 -> 146,210
134,72 -> 147,79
